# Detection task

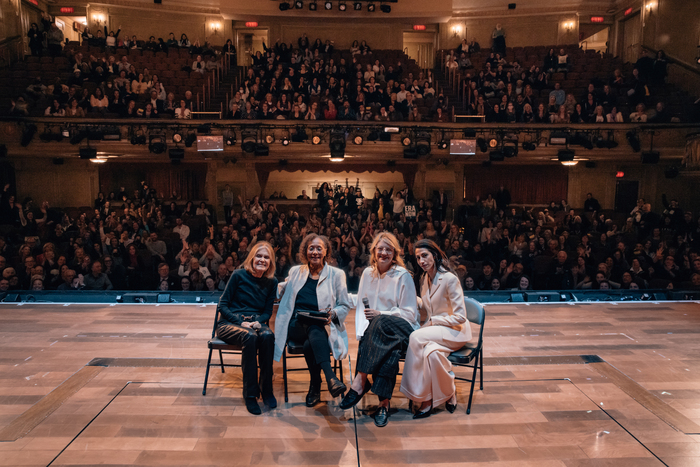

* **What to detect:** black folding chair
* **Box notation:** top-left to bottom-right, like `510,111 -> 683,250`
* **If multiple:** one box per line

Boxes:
448,297 -> 485,414
202,309 -> 242,396
282,340 -> 345,403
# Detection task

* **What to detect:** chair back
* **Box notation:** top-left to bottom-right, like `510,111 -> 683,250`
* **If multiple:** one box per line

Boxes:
464,297 -> 484,326
210,308 -> 221,339
464,297 -> 485,349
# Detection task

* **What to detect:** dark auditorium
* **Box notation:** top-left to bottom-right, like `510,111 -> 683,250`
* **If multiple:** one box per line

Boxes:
1,0 -> 700,464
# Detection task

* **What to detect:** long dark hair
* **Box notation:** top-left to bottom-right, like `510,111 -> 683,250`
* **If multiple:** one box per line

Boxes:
414,239 -> 454,278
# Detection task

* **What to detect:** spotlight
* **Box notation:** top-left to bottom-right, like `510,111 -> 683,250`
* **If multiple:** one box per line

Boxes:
463,129 -> 477,138
21,124 -> 37,147
488,137 -> 498,148
353,134 -> 363,145
149,135 -> 166,154
130,133 -> 146,145
502,143 -> 518,158
367,130 -> 379,141
309,1 -> 317,9
329,131 -> 346,161
184,132 -> 197,147
312,135 -> 322,145
281,136 -> 290,146
476,137 -> 488,152
279,1 -> 291,10
241,131 -> 257,152
324,1 -> 332,9
402,136 -> 412,146
265,134 -> 275,144
522,141 -> 537,151
354,1 -> 362,9
380,3 -> 391,12
292,127 -> 308,142
169,148 -> 185,164
295,0 -> 303,8
572,133 -> 593,150
279,159 -> 288,167
415,131 -> 431,156
339,2 -> 346,10
557,149 -> 575,161
20,124 -> 37,148
172,132 -> 183,143
595,135 -> 618,149
437,140 -> 448,150
549,131 -> 568,145
225,135 -> 236,146
626,131 -> 641,152
79,147 -> 97,159
367,2 -> 375,11
197,124 -> 211,134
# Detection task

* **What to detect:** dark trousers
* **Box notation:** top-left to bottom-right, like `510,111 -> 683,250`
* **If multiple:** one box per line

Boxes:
287,318 -> 332,385
217,321 -> 274,399
356,315 -> 414,400
223,205 -> 232,224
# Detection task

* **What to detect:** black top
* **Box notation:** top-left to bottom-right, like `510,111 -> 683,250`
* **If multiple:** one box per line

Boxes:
293,277 -> 319,315
217,268 -> 278,325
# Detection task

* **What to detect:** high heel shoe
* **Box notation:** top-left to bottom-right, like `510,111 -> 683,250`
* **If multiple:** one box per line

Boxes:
445,394 -> 457,414
413,403 -> 432,419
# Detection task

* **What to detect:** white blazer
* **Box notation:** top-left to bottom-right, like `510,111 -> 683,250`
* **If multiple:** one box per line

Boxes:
274,264 -> 351,362
418,270 -> 472,342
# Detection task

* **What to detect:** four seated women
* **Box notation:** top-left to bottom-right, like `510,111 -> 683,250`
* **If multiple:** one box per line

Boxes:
214,233 -> 475,422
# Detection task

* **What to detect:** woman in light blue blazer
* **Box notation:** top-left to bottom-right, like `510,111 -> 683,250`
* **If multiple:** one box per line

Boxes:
274,233 -> 351,406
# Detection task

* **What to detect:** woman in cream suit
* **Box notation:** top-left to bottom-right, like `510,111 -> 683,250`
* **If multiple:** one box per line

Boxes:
401,239 -> 472,418
274,233 -> 351,406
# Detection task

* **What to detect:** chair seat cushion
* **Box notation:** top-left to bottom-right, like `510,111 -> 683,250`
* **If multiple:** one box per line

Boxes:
448,343 -> 479,364
208,337 -> 242,351
287,340 -> 305,354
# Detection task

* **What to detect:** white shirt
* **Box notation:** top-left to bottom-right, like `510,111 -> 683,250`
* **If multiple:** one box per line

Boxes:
173,224 -> 190,240
355,265 -> 419,340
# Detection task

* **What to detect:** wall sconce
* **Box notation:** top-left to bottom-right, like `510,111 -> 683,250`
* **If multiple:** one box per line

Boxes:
210,21 -> 222,34
92,13 -> 106,26
563,21 -> 575,32
451,24 -> 463,38
645,2 -> 655,13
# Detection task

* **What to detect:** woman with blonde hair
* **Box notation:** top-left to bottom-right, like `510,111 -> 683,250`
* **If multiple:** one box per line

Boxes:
216,241 -> 278,415
274,234 -> 351,406
401,239 -> 471,418
339,232 -> 419,427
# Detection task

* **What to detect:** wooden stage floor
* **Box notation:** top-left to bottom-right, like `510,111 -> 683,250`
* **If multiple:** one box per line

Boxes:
1,301 -> 700,466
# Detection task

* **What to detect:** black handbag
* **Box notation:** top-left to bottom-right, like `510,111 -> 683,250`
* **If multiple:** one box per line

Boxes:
296,309 -> 330,326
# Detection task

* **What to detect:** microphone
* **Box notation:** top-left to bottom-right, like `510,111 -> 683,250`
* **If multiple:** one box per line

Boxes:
362,297 -> 370,309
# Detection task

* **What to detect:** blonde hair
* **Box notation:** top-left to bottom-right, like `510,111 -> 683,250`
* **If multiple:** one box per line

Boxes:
242,241 -> 276,279
369,232 -> 405,273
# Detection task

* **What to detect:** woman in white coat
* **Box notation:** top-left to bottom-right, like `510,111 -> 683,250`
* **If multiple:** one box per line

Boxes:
274,233 -> 351,406
401,239 -> 472,418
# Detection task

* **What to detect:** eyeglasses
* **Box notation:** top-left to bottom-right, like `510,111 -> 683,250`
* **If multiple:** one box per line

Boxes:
376,247 -> 393,254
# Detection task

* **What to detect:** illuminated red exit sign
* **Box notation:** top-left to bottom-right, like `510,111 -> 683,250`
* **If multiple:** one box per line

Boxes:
60,7 -> 75,13
590,16 -> 604,23
624,7 -> 633,15
413,25 -> 426,31
245,22 -> 258,27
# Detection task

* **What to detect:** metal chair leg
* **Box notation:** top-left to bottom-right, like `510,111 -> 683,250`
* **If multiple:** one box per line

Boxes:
218,349 -> 225,373
466,352 -> 479,415
203,348 -> 213,396
283,347 -> 289,403
479,349 -> 484,390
